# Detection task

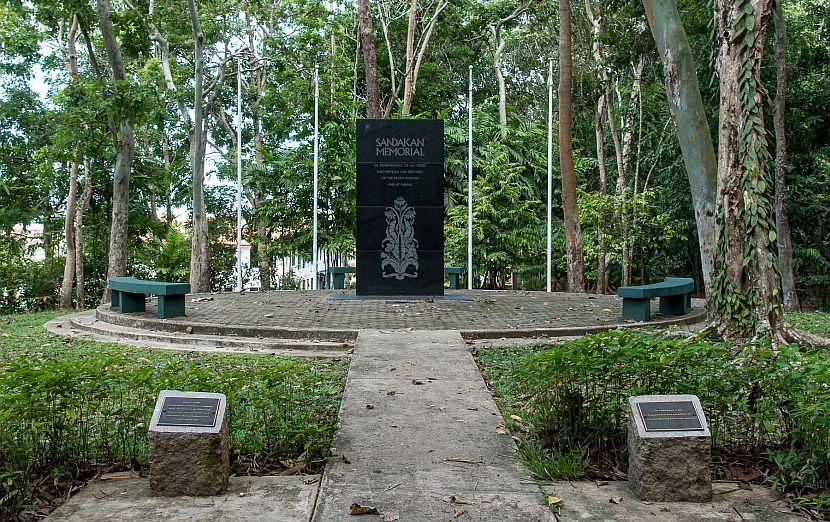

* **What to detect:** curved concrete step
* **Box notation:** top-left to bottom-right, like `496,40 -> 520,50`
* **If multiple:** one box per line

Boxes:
47,312 -> 351,359
96,305 -> 357,342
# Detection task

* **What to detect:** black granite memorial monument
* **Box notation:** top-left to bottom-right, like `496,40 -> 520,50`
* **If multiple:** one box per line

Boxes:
356,119 -> 444,296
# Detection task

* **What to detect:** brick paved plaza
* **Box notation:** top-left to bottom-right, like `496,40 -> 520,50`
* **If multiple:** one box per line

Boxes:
100,290 -> 705,334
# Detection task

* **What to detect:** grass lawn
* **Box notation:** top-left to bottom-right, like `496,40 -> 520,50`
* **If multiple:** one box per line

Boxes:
787,311 -> 830,338
475,319 -> 830,518
0,311 -> 349,518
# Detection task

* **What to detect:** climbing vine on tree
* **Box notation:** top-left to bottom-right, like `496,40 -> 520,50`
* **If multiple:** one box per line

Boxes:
710,0 -> 788,341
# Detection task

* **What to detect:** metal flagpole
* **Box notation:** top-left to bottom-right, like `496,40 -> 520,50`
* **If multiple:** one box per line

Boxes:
236,58 -> 243,293
312,64 -> 320,290
467,65 -> 473,291
546,59 -> 553,293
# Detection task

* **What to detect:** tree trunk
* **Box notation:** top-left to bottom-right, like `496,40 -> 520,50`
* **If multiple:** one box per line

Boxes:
402,0 -> 418,115
586,0 -> 608,293
643,0 -> 718,297
606,89 -> 631,286
98,0 -> 135,303
358,0 -> 381,118
188,0 -> 211,292
59,161 -> 79,309
772,1 -> 799,311
59,17 -> 81,309
711,0 -> 786,339
489,4 -> 526,138
558,0 -> 586,292
163,133 -> 173,226
75,159 -> 93,309
595,94 -> 608,294
247,16 -> 273,292
627,57 -> 645,283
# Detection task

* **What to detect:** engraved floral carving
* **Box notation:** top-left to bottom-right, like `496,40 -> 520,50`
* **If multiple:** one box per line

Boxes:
381,197 -> 419,279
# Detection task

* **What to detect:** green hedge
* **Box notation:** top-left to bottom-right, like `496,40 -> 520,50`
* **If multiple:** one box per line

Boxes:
0,312 -> 348,517
478,329 -> 830,495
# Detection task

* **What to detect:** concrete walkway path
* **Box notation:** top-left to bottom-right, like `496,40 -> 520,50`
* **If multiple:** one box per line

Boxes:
312,329 -> 553,521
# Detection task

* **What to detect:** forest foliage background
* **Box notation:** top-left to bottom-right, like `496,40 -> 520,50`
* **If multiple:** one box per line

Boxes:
0,0 -> 828,312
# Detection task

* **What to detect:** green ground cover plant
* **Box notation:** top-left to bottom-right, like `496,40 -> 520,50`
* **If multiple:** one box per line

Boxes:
0,311 -> 348,518
787,311 -> 830,338
476,327 -> 830,516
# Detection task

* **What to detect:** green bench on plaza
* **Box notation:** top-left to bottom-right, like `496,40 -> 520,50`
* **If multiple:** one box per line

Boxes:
326,266 -> 466,289
327,267 -> 356,289
109,276 -> 190,319
617,277 -> 694,322
444,266 -> 464,289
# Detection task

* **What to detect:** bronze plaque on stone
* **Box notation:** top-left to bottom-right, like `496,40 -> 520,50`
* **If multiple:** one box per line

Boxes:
637,400 -> 703,432
157,396 -> 220,427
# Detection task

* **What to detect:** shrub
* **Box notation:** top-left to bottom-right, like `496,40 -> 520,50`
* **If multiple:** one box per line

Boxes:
0,312 -> 348,517
0,238 -> 61,314
479,329 -> 830,495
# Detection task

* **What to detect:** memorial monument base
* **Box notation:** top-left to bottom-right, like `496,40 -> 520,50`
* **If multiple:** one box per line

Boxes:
148,390 -> 229,497
330,292 -> 472,301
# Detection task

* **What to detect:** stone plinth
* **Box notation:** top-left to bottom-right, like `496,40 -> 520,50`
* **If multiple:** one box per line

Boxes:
148,390 -> 229,496
627,394 -> 712,502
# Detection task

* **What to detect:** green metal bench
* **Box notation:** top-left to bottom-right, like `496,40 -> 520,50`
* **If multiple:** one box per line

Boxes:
617,277 -> 694,322
444,266 -> 464,289
327,267 -> 356,289
109,276 -> 190,319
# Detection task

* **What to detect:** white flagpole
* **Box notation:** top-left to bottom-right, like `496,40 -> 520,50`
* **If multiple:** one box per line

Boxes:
312,64 -> 320,290
236,58 -> 243,293
546,59 -> 553,293
467,65 -> 473,291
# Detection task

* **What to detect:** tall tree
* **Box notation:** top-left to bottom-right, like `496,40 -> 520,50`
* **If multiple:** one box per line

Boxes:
401,0 -> 448,114
98,0 -> 135,302
585,0 -> 608,292
59,15 -> 80,309
187,0 -> 210,292
358,0 -> 381,118
643,0 -> 718,296
771,0 -> 799,311
487,2 -> 528,137
558,0 -> 586,292
710,0 -> 787,339
74,159 -> 93,308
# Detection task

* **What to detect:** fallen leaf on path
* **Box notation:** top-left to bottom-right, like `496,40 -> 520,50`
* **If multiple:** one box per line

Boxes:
441,494 -> 473,505
238,492 -> 246,497
595,480 -> 609,487
404,327 -> 413,332
264,313 -> 274,318
445,457 -> 484,464
382,512 -> 400,521
495,426 -> 509,435
547,496 -> 563,506
453,507 -> 465,518
348,503 -> 380,515
609,497 -> 623,504
185,326 -> 193,334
